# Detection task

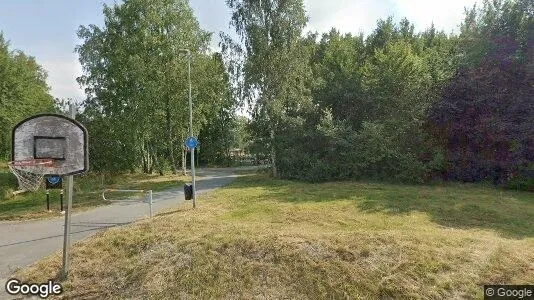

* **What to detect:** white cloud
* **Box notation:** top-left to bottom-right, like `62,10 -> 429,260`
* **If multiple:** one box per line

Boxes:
39,55 -> 84,103
394,0 -> 478,33
304,0 -> 397,36
304,0 -> 479,36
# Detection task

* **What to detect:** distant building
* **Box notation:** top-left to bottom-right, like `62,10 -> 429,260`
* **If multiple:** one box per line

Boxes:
229,148 -> 246,157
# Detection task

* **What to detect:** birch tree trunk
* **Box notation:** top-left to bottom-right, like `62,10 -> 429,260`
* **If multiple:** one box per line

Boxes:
269,126 -> 278,177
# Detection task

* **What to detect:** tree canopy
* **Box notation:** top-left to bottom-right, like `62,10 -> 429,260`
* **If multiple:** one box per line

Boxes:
77,0 -> 235,173
225,0 -> 313,177
429,0 -> 534,184
34,0 -> 531,190
223,0 -> 533,189
0,34 -> 56,160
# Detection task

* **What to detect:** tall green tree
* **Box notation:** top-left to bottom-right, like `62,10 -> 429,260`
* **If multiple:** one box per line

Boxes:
77,0 -> 230,173
196,53 -> 236,167
0,34 -> 55,160
311,29 -> 366,128
225,0 -> 313,177
259,17 -> 460,182
429,0 -> 534,184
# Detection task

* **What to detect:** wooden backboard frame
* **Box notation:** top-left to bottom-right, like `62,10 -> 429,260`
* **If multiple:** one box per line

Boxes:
12,113 -> 88,176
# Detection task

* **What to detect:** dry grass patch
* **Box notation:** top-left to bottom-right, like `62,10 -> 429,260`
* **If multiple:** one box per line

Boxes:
17,173 -> 534,299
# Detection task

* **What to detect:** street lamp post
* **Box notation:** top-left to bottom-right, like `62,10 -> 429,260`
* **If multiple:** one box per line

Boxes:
179,49 -> 196,208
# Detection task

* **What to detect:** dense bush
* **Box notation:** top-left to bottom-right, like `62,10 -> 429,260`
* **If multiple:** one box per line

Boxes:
429,0 -> 533,185
269,0 -> 533,188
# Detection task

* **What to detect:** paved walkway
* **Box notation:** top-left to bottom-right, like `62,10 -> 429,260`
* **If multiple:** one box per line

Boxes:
0,168 -> 241,297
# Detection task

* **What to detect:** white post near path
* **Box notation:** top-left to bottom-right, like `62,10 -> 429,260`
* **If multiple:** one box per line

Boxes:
61,103 -> 75,279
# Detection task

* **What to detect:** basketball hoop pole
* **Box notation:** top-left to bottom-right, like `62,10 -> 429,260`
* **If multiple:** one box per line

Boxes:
61,103 -> 75,279
11,107 -> 88,280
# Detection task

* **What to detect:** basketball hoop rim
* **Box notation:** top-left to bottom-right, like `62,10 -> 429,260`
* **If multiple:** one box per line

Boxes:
8,159 -> 55,167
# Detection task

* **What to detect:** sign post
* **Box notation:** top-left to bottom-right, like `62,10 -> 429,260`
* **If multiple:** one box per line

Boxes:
185,136 -> 198,208
179,48 -> 196,209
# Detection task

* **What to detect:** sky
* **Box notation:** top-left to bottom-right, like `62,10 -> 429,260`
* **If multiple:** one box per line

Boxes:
0,0 -> 478,103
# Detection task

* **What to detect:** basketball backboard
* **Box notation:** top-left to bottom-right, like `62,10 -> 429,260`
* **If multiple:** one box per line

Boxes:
12,114 -> 88,176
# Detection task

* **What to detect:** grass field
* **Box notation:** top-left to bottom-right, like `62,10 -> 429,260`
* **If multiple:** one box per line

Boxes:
0,165 -> 187,221
16,172 -> 534,299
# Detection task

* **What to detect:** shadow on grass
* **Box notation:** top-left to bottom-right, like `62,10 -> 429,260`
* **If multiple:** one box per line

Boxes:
228,173 -> 534,239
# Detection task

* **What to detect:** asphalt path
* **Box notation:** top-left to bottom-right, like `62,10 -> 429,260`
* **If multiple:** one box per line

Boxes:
0,168 -> 241,297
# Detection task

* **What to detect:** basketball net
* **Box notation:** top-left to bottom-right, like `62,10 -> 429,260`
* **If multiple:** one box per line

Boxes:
8,159 -> 53,192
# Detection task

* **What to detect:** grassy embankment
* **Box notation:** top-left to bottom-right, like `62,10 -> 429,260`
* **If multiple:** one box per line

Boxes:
17,172 -> 534,299
0,164 -> 187,221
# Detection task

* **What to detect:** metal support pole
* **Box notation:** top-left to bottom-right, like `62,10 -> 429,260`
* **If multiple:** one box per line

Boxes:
46,190 -> 50,211
187,51 -> 196,209
179,48 -> 196,208
60,189 -> 64,212
61,103 -> 76,279
149,190 -> 153,218
102,189 -> 153,217
196,147 -> 199,168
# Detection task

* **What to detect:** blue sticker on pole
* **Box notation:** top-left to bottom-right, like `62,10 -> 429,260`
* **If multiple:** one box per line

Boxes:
47,176 -> 61,185
185,136 -> 198,149
45,175 -> 62,189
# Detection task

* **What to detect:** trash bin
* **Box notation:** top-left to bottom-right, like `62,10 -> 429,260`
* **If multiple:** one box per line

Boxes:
184,183 -> 193,200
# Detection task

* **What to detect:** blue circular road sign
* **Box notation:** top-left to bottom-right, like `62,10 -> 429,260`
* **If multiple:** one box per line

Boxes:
185,136 -> 198,149
47,176 -> 61,185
